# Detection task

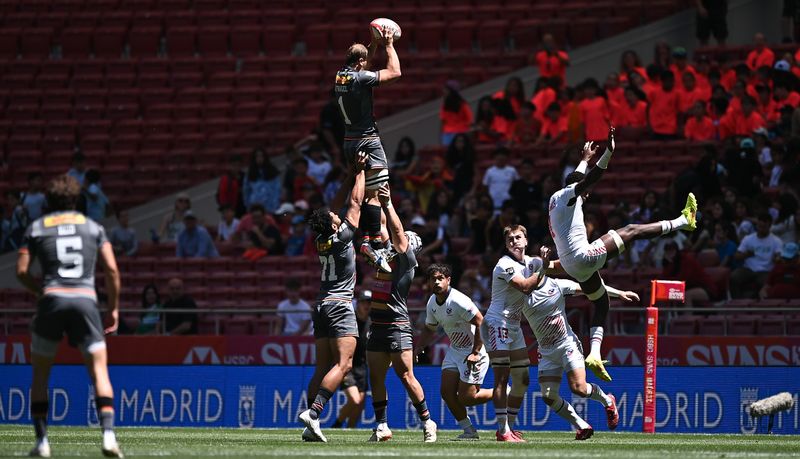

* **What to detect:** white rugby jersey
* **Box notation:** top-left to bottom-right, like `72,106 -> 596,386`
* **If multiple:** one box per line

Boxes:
425,288 -> 480,351
523,277 -> 581,350
548,184 -> 589,257
486,254 -> 532,323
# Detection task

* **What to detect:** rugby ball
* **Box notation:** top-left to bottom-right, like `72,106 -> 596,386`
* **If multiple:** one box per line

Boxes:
370,18 -> 402,41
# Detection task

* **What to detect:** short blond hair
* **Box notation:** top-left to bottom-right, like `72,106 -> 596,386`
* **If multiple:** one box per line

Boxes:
345,43 -> 368,66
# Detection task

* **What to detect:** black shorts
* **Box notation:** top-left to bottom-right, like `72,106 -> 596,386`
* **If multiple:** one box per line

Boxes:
342,364 -> 368,392
367,324 -> 414,353
696,1 -> 728,41
32,295 -> 105,351
312,300 -> 358,339
344,137 -> 388,170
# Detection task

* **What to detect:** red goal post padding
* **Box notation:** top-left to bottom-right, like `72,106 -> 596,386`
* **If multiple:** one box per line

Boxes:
643,280 -> 685,434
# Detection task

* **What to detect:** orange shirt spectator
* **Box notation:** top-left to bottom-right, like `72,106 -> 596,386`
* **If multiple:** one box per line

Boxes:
719,96 -> 765,138
746,37 -> 775,70
774,84 -> 800,111
579,96 -> 611,141
493,77 -> 525,116
720,68 -> 737,91
533,34 -> 569,82
440,102 -> 473,134
509,102 -> 542,145
648,72 -> 681,136
684,116 -> 715,141
531,86 -> 557,122
613,89 -> 648,128
540,103 -> 568,143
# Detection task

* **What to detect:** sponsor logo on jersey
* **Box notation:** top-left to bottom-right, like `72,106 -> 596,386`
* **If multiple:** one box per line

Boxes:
335,73 -> 353,85
446,308 -> 452,315
505,267 -> 514,275
44,213 -> 86,227
315,238 -> 332,253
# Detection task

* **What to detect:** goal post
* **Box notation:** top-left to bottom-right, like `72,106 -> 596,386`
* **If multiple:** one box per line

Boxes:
643,280 -> 685,434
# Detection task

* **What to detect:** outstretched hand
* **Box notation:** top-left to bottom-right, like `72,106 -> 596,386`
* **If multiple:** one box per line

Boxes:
378,25 -> 395,46
353,150 -> 367,173
377,182 -> 392,205
619,290 -> 640,303
607,125 -> 616,153
540,245 -> 552,264
581,141 -> 599,162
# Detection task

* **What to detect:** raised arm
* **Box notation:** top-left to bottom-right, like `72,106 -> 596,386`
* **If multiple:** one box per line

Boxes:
377,183 -> 407,253
376,26 -> 401,85
508,253 -> 549,295
574,126 -> 615,198
343,151 -> 367,228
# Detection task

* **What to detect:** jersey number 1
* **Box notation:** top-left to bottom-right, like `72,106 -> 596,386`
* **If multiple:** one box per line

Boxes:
56,236 -> 84,278
337,96 -> 352,125
319,255 -> 338,282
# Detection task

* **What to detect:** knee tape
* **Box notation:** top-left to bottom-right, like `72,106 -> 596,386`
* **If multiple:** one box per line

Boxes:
540,381 -> 561,402
490,356 -> 510,368
509,360 -> 530,397
365,168 -> 389,190
586,283 -> 607,301
608,229 -> 625,253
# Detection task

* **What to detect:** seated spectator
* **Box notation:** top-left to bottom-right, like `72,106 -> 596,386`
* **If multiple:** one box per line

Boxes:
678,71 -> 708,115
770,193 -> 797,243
458,253 -> 495,308
619,49 -> 646,83
493,76 -> 526,116
66,152 -> 86,186
446,134 -> 476,199
578,78 -> 611,141
746,33 -> 775,71
604,72 -> 625,108
243,147 -> 282,214
305,145 -> 332,187
277,279 -> 312,335
81,169 -> 111,222
109,209 -> 138,257
531,33 -> 569,83
158,193 -> 191,242
474,95 -> 506,143
136,284 -> 162,335
216,154 -> 244,216
720,96 -> 766,139
613,86 -> 648,130
440,80 -> 473,146
241,204 -> 284,256
508,102 -> 541,145
22,172 -> 46,221
216,204 -> 240,242
773,81 -> 800,112
391,137 -> 419,179
481,148 -> 518,211
648,70 -> 681,140
487,200 -> 518,253
509,159 -> 542,215
291,157 -> 321,202
684,101 -> 716,141
285,215 -> 311,256
418,213 -> 448,259
724,139 -> 763,196
662,243 -> 720,308
670,47 -> 697,80
273,202 -> 296,238
537,102 -> 569,144
531,77 -> 559,123
760,242 -> 800,299
731,212 -> 784,298
164,278 -> 198,335
713,221 -> 739,268
405,156 -> 454,214
467,199 -> 493,254
176,211 -> 219,258
322,165 -> 345,205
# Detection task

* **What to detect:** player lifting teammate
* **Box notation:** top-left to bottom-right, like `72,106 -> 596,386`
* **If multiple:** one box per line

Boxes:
523,248 -> 638,439
16,175 -> 123,458
415,264 -> 493,440
483,225 -> 545,442
548,126 -> 697,381
366,183 -> 437,443
299,152 -> 367,442
334,24 -> 402,273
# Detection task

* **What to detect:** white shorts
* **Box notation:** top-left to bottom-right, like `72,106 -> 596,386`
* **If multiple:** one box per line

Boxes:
537,337 -> 585,377
480,316 -> 527,353
442,347 -> 490,385
559,238 -> 608,282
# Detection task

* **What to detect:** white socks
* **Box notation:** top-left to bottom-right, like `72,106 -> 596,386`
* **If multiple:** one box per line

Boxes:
457,418 -> 475,433
585,383 -> 612,407
661,215 -> 689,234
103,429 -> 117,448
377,422 -> 389,431
589,326 -> 603,358
553,398 -> 590,430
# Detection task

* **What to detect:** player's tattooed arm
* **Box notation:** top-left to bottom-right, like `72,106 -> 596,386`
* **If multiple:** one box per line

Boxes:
342,151 -> 368,228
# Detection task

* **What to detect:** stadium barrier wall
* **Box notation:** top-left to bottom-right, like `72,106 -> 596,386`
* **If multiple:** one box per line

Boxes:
0,366 -> 797,434
3,335 -> 799,366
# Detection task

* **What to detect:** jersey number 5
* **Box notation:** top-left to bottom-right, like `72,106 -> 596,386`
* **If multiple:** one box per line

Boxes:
337,96 -> 352,125
319,255 -> 338,282
56,236 -> 84,278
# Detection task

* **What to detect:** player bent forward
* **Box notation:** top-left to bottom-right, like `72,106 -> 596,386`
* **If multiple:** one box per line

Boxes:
299,153 -> 367,442
548,126 -> 697,381
523,250 -> 639,439
16,175 -> 123,458
415,264 -> 493,440
366,184 -> 437,442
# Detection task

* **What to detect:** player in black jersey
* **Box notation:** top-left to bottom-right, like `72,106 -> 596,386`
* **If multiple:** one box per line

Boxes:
299,153 -> 366,442
16,175 -> 123,458
364,183 -> 437,443
334,24 -> 402,274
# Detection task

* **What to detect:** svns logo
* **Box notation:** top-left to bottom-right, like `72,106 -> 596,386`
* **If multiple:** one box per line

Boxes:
238,386 -> 256,428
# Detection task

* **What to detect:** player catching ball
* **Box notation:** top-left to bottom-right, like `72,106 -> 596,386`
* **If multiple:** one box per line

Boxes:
415,264 -> 493,440
334,22 -> 402,273
548,126 -> 697,381
523,248 -> 636,439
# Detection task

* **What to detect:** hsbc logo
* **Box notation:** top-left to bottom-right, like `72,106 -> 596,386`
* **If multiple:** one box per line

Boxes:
668,288 -> 684,301
605,348 -> 642,365
183,346 -> 221,364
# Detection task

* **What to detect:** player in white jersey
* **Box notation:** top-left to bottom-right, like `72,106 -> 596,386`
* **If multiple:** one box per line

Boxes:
481,225 -> 544,442
415,264 -> 493,441
522,251 -> 638,439
548,126 -> 697,381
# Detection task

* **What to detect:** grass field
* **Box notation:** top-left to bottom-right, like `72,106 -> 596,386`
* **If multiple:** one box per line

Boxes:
1,425 -> 798,458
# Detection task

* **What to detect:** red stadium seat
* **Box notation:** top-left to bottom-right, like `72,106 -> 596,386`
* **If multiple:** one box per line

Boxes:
262,25 -> 295,54
128,26 -> 162,56
197,26 -> 228,56
697,316 -> 725,335
93,26 -> 127,58
446,20 -> 476,52
726,316 -> 755,336
0,28 -> 20,58
415,22 -> 445,53
19,27 -> 53,57
668,315 -> 699,335
230,26 -> 261,56
166,26 -> 196,56
477,20 -> 509,52
59,27 -> 93,57
756,316 -> 785,335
